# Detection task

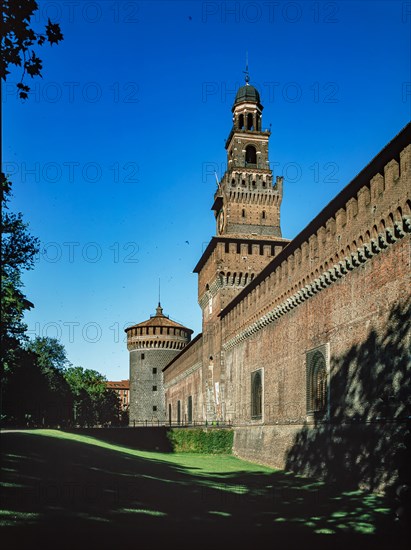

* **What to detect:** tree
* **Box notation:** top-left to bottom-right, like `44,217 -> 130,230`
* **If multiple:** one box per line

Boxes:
0,1 -> 64,424
1,0 -> 63,99
2,337 -> 73,427
25,336 -> 72,421
64,367 -> 121,427
0,176 -> 39,375
26,336 -> 69,371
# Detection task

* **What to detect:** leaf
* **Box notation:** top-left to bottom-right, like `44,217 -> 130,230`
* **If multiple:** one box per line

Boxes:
45,19 -> 63,45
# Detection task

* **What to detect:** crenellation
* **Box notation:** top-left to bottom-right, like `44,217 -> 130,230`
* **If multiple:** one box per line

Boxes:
370,172 -> 384,201
384,159 -> 400,189
400,144 -> 411,175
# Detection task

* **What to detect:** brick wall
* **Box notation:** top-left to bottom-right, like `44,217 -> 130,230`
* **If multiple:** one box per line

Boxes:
163,335 -> 204,423
162,125 -> 411,489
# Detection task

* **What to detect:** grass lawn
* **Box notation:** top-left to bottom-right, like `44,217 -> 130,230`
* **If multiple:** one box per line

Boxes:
0,429 -> 407,549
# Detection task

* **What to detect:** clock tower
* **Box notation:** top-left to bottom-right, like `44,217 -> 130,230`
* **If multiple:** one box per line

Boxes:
212,71 -> 283,239
194,71 -> 289,423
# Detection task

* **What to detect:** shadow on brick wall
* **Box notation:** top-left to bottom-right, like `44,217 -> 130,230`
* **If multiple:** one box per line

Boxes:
285,297 -> 411,493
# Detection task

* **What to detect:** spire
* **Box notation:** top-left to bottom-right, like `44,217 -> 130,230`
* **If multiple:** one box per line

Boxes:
155,278 -> 163,316
244,51 -> 250,85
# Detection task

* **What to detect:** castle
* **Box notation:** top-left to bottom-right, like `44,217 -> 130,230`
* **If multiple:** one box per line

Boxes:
126,75 -> 411,488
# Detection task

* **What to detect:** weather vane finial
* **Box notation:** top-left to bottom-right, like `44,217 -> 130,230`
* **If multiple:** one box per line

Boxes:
244,51 -> 250,84
155,279 -> 163,316
158,278 -> 161,306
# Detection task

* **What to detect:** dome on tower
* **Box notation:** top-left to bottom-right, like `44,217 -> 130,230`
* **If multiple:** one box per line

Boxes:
234,84 -> 261,106
125,303 -> 193,352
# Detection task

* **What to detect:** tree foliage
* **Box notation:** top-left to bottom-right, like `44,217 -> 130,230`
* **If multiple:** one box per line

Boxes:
1,0 -> 64,99
1,176 -> 40,374
2,346 -> 72,427
2,338 -> 122,428
0,5 -> 122,429
64,366 -> 121,427
26,336 -> 69,372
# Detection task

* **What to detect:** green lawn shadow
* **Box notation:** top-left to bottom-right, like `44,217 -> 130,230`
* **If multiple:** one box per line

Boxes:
0,430 -> 407,549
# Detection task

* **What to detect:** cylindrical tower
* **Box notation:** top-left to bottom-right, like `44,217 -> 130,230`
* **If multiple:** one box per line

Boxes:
125,303 -> 193,425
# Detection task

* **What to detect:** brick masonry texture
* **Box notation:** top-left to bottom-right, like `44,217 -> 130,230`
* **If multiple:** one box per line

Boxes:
141,84 -> 411,488
162,120 -> 411,489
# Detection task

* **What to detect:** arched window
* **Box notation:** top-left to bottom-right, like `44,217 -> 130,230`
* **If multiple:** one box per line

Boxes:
306,349 -> 328,416
251,370 -> 262,419
245,145 -> 257,165
239,114 -> 244,130
247,113 -> 254,130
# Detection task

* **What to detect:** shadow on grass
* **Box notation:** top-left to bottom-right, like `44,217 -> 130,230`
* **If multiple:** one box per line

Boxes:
63,426 -> 174,452
0,430 -> 407,549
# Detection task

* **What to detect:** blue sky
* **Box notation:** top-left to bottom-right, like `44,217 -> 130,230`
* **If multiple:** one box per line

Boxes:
3,0 -> 410,380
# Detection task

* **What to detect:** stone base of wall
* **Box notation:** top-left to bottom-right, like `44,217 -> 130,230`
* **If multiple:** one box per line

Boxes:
233,424 -> 301,470
233,421 -> 407,493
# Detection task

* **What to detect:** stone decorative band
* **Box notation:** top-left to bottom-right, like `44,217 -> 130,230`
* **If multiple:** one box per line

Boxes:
223,217 -> 411,351
163,362 -> 202,389
199,274 -> 255,309
128,340 -> 187,350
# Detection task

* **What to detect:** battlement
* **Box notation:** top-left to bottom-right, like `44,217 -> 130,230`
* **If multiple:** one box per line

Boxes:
221,124 -> 411,345
194,237 -> 290,308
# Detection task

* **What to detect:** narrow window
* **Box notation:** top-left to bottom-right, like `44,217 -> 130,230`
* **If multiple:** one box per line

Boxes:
177,400 -> 181,425
247,113 -> 254,130
141,353 -> 145,360
187,396 -> 193,424
262,211 -> 266,219
168,403 -> 172,425
242,209 -> 246,218
239,114 -> 244,129
152,386 -> 157,391
153,406 -> 157,412
153,368 -> 157,374
251,370 -> 262,419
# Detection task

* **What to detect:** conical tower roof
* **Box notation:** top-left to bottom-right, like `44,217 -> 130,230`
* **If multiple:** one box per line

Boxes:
125,303 -> 193,333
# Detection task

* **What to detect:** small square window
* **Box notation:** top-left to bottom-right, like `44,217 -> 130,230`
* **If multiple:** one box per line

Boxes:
153,368 -> 157,374
152,386 -> 157,391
